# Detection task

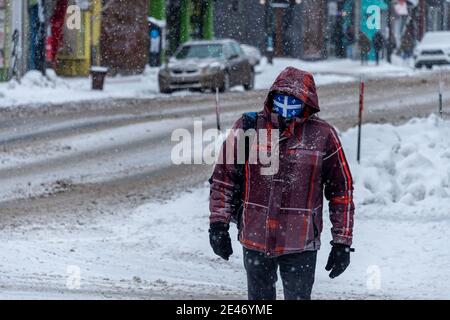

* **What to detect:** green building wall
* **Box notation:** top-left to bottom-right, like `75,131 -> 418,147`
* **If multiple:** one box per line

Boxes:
180,0 -> 214,43
0,0 -> 11,81
149,0 -> 166,20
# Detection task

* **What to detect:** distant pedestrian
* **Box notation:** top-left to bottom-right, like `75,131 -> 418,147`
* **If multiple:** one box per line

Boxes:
358,32 -> 371,65
345,26 -> 355,59
386,34 -> 397,63
400,33 -> 414,60
373,31 -> 385,65
333,20 -> 345,57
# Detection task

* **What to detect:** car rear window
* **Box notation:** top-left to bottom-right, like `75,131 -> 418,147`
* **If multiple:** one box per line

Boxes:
175,44 -> 224,59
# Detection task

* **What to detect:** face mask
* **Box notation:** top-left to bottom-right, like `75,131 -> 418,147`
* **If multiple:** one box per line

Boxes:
272,93 -> 304,119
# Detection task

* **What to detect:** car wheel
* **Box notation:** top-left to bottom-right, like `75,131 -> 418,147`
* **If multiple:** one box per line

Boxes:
426,64 -> 432,70
219,72 -> 230,93
415,63 -> 422,69
244,70 -> 255,91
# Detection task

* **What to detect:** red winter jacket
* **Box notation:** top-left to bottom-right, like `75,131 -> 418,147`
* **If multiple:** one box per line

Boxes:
209,67 -> 354,256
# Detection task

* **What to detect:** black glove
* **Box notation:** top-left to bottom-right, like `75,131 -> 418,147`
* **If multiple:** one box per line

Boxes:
209,222 -> 233,261
325,241 -> 355,279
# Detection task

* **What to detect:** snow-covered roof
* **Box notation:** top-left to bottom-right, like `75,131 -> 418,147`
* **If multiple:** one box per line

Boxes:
147,17 -> 166,28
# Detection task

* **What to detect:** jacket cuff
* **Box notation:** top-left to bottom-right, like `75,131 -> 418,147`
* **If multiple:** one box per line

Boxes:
209,221 -> 230,231
332,235 -> 353,246
209,215 -> 230,225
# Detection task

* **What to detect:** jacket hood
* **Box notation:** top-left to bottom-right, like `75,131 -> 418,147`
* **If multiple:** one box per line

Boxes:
264,67 -> 320,117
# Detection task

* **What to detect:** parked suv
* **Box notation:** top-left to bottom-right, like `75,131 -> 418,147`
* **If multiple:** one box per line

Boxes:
414,31 -> 450,69
158,39 -> 255,93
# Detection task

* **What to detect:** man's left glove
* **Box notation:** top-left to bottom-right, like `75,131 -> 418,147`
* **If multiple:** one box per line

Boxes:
209,222 -> 233,261
325,241 -> 355,278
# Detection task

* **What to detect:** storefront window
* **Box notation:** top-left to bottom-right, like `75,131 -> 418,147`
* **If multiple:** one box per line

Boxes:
0,0 -> 6,68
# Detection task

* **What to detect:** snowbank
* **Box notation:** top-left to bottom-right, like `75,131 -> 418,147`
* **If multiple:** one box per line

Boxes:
344,114 -> 450,220
0,68 -> 165,108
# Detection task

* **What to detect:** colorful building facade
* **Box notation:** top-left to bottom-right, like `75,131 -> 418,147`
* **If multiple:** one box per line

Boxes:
0,0 -> 28,81
167,0 -> 214,55
55,0 -> 102,76
214,0 -> 326,60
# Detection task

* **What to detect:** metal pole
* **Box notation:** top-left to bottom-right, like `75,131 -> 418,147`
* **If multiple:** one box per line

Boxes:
387,0 -> 393,63
353,0 -> 362,61
439,68 -> 443,118
215,87 -> 221,132
265,2 -> 274,64
357,73 -> 365,164
40,0 -> 46,76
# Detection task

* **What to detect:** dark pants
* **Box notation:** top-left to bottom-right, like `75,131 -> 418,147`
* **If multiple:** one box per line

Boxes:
375,50 -> 381,65
243,247 -> 317,300
360,52 -> 368,65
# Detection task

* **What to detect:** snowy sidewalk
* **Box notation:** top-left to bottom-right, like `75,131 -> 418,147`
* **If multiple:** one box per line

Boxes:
128,115 -> 450,299
0,115 -> 449,299
0,57 -> 433,110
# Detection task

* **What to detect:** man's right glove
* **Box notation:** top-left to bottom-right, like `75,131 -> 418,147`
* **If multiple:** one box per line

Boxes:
209,222 -> 233,261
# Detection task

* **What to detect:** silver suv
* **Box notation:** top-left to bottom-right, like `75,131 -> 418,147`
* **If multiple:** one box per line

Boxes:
158,39 -> 255,93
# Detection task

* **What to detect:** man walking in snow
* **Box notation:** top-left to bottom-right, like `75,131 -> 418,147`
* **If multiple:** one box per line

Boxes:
208,67 -> 355,300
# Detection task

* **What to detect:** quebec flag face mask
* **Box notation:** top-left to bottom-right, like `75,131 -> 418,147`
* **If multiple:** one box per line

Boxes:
272,93 -> 304,119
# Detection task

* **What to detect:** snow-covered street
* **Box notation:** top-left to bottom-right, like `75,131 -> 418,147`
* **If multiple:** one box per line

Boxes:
0,57 -> 439,110
0,58 -> 449,300
0,69 -> 449,298
1,115 -> 449,299
2,0 -> 450,303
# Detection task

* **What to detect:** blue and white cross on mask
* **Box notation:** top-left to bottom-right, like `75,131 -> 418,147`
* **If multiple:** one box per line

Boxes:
272,93 -> 304,119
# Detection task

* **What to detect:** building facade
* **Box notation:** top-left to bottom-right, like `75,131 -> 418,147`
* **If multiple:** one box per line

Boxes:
0,0 -> 28,81
100,0 -> 148,75
166,0 -> 214,55
214,0 -> 328,60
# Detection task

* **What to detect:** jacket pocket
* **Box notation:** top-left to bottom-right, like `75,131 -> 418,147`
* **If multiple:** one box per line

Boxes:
282,149 -> 323,210
277,208 -> 311,251
241,202 -> 268,249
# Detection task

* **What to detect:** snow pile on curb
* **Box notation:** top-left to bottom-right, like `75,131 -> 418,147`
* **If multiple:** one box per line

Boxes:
15,70 -> 69,89
0,67 -> 162,108
342,114 -> 450,220
124,114 -> 450,298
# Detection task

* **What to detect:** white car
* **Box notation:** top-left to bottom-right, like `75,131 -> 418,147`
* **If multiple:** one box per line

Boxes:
414,31 -> 450,69
240,44 -> 262,67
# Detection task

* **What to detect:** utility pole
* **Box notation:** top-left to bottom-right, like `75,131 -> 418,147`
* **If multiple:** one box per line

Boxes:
387,0 -> 393,63
38,0 -> 46,76
354,0 -> 361,59
418,0 -> 425,40
265,1 -> 274,64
